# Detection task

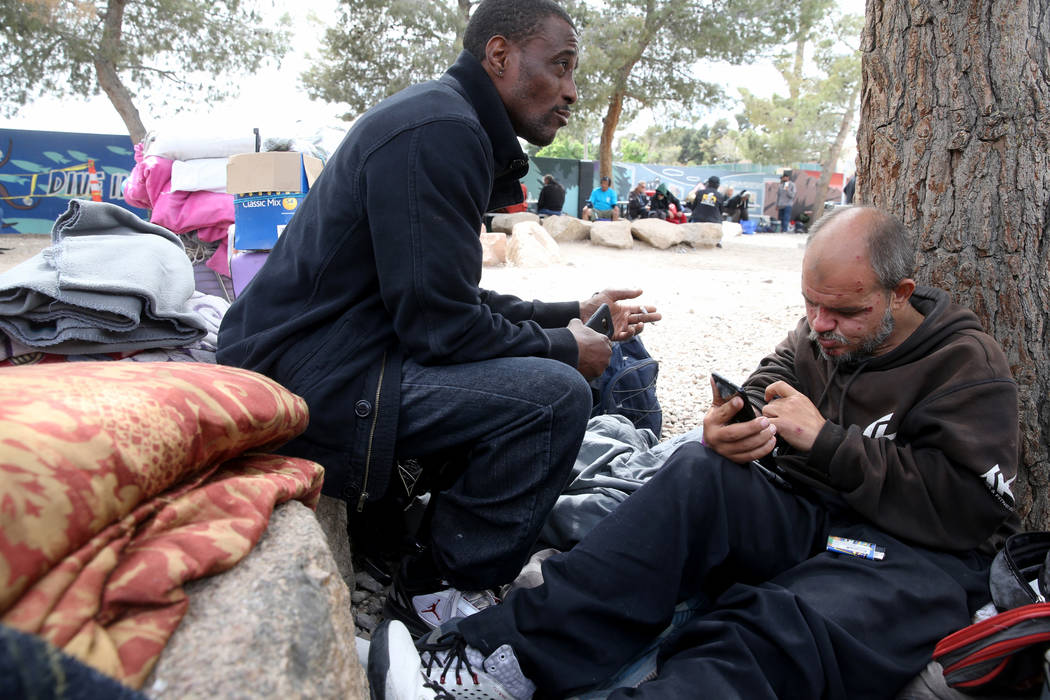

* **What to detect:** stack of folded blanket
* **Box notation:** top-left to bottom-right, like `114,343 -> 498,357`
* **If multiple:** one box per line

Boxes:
0,199 -> 227,365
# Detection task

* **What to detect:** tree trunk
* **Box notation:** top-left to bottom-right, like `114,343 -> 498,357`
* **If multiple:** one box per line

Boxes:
811,82 -> 859,224
857,0 -> 1050,528
95,58 -> 146,145
95,0 -> 146,145
598,90 -> 624,181
788,23 -> 806,101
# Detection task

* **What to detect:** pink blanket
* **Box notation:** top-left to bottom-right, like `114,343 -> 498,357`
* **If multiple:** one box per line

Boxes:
124,143 -> 233,276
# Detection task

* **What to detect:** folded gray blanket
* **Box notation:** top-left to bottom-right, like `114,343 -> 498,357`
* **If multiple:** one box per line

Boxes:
0,200 -> 206,353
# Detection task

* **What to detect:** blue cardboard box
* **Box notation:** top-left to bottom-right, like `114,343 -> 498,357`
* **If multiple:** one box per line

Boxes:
232,193 -> 305,250
227,152 -> 323,251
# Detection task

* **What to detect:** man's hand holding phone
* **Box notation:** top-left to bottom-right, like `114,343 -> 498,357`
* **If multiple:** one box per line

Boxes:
569,315 -> 612,380
703,374 -> 778,465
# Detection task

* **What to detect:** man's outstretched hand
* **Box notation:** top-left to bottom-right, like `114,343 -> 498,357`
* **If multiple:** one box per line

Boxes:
580,289 -> 662,341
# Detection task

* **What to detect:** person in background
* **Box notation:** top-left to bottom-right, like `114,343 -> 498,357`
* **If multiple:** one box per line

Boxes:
536,174 -> 565,216
843,173 -> 856,204
776,172 -> 796,232
688,175 -> 724,224
724,188 -> 751,223
627,181 -> 652,220
370,206 -> 1019,700
649,182 -> 680,220
582,175 -> 619,221
499,181 -> 529,214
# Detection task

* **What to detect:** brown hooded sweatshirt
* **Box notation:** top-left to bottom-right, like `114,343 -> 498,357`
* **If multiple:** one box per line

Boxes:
745,286 -> 1020,554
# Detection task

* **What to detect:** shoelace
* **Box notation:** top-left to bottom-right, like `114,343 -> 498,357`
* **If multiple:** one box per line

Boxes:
422,674 -> 457,699
420,631 -> 479,686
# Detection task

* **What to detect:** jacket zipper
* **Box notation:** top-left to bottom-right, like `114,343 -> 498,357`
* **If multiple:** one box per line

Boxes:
357,352 -> 387,513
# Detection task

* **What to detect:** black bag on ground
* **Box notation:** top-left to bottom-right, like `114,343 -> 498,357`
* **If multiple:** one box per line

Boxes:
589,335 -> 661,437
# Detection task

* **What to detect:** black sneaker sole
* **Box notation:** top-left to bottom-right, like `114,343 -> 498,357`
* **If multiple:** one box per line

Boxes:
366,619 -> 393,700
382,590 -> 433,640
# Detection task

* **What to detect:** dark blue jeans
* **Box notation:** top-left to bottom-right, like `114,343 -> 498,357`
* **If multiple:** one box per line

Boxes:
778,206 -> 793,232
460,443 -> 991,699
397,356 -> 592,591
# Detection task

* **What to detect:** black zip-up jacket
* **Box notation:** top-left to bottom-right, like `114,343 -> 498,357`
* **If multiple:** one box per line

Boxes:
744,286 -> 1020,554
537,181 -> 565,213
217,52 -> 580,509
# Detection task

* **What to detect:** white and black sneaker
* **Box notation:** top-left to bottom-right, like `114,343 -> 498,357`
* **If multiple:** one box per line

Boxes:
416,624 -> 535,699
367,619 -> 535,700
368,619 -> 455,699
384,569 -> 498,639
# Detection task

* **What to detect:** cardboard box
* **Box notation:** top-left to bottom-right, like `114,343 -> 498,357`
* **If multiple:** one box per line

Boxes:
230,250 -> 270,297
227,152 -> 323,250
226,151 -> 323,195
232,193 -> 305,250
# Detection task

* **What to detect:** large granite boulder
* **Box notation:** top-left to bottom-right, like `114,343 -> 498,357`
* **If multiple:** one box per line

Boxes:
507,221 -> 562,267
480,231 -> 508,266
678,222 -> 723,248
590,220 -> 633,249
490,212 -> 540,233
144,501 -> 367,700
630,218 -> 684,249
543,215 -> 591,242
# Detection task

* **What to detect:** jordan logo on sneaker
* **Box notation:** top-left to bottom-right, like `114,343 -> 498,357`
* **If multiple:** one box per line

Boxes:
419,601 -> 441,622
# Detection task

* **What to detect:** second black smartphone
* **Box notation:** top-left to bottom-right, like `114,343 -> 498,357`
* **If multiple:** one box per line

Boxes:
585,303 -> 615,339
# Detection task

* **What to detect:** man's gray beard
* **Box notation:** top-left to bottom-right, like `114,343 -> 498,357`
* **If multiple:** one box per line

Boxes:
809,306 -> 896,365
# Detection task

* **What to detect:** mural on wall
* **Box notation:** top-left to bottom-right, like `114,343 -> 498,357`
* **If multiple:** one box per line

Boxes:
0,129 -> 145,234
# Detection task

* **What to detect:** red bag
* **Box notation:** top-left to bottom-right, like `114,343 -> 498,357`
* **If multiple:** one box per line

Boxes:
933,602 -> 1050,695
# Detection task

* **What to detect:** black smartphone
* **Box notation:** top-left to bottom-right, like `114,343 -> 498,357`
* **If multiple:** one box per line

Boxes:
585,303 -> 614,339
711,372 -> 761,423
710,372 -> 791,490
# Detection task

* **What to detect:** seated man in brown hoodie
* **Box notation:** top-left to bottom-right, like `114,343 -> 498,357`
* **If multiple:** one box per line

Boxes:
370,205 -> 1020,700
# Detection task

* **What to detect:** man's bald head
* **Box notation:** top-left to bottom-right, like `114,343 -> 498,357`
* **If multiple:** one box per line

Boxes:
802,207 -> 922,363
806,206 -> 914,291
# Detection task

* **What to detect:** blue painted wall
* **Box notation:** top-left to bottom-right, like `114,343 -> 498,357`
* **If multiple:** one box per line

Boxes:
0,128 -> 146,234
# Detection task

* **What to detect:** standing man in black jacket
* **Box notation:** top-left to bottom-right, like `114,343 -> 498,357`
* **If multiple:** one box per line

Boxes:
217,0 -> 658,638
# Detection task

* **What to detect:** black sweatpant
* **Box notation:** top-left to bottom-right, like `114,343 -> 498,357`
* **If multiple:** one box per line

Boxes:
459,442 -> 991,699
